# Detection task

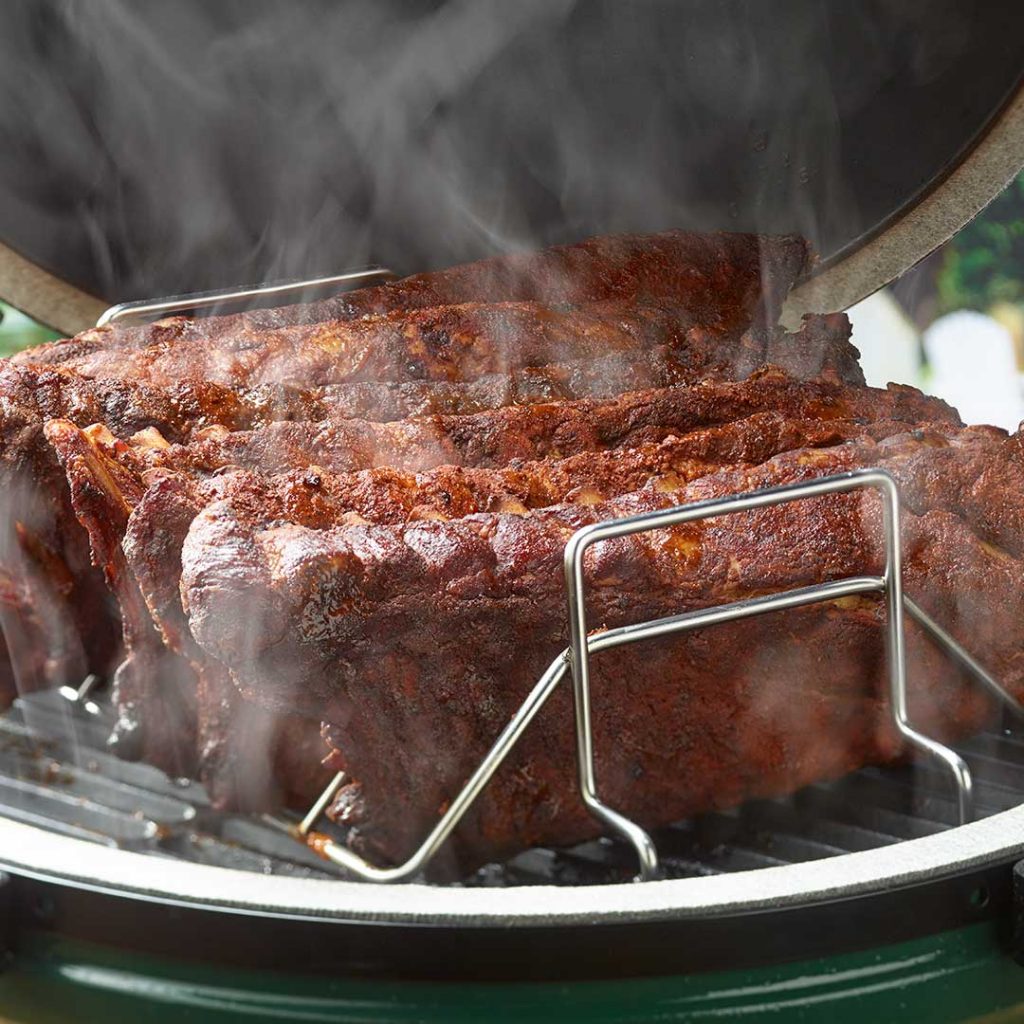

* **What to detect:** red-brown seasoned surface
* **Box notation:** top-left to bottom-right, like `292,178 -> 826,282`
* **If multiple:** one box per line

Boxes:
31,302 -> 757,388
16,230 -> 809,368
4,314 -> 861,717
20,304 -> 861,395
0,304 -> 855,707
181,436 -> 1024,872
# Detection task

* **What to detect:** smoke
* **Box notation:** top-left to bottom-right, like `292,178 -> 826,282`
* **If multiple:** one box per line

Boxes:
0,0 -> 1013,867
0,0 -> 988,306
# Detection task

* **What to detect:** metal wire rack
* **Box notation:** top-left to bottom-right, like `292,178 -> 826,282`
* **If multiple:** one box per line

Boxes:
286,467 -> 1021,883
90,273 -> 1023,885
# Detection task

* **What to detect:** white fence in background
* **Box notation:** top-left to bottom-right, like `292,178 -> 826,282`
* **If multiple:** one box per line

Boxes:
847,292 -> 1024,432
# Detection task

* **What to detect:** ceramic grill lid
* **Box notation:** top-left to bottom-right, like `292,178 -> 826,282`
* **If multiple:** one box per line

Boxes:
0,0 -> 1022,333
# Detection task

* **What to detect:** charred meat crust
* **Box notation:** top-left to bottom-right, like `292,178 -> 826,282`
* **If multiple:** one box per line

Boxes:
16,230 -> 809,368
181,437 -> 1024,873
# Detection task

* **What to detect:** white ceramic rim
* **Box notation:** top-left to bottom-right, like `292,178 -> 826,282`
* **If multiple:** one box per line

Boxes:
1,804 -> 1021,927
782,84 -> 1024,324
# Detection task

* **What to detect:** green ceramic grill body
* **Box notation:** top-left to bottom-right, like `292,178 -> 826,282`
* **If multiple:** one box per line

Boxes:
2,924 -> 1024,1023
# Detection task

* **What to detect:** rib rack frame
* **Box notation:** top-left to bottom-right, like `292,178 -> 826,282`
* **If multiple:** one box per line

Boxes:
295,468 -> 1015,883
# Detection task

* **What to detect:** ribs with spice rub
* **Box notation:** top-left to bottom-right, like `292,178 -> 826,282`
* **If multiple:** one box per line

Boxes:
50,367 -> 961,832
17,230 -> 810,369
15,227 -> 1017,882
180,432 -> 1024,874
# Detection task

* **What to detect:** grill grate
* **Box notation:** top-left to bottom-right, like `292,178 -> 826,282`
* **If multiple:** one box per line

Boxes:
1,688 -> 1021,887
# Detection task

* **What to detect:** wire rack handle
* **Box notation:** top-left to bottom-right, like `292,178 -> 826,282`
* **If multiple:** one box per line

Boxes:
95,268 -> 396,328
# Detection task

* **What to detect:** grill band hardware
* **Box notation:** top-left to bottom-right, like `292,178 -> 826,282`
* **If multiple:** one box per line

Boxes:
291,468 -> 1019,883
95,268 -> 396,327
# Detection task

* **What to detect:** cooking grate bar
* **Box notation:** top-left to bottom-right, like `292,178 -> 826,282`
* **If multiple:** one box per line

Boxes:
738,799 -> 900,853
3,681 -> 1023,887
661,809 -> 846,867
959,738 -> 1024,774
0,747 -> 195,825
695,846 -> 790,873
0,706 -> 209,806
820,775 -> 969,834
221,817 -> 341,872
0,803 -> 121,847
0,774 -> 157,845
7,693 -> 113,750
861,761 -> 1024,816
162,831 -> 338,878
962,731 -> 1024,757
795,785 -> 946,840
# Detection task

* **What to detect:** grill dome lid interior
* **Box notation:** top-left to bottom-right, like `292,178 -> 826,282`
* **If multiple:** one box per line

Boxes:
0,0 -> 1023,332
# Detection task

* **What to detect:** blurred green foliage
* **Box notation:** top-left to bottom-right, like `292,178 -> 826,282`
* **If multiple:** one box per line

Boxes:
0,301 -> 60,357
937,172 -> 1024,314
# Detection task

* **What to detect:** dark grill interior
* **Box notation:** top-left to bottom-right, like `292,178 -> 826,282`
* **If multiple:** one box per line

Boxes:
1,688 -> 1020,888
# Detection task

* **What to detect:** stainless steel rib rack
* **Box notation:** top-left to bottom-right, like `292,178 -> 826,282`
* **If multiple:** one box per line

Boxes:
6,278 -> 1007,888
285,467 -> 1020,883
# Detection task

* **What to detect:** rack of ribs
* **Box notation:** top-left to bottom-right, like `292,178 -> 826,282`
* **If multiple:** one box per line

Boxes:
15,303 -> 863,396
8,227 -> 1018,881
179,433 -> 1024,874
16,230 -> 809,368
